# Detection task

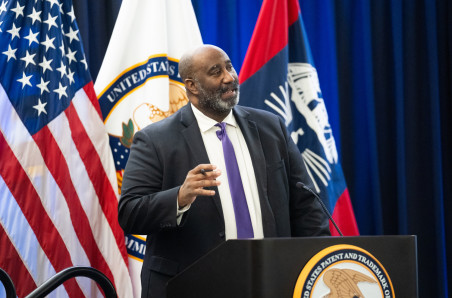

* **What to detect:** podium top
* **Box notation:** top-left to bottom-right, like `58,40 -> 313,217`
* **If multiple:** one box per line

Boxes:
167,236 -> 417,298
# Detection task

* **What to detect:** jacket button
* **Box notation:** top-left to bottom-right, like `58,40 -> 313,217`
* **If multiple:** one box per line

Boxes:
218,231 -> 225,238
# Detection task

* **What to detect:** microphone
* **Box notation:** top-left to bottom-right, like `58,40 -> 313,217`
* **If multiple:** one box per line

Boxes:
296,182 -> 343,236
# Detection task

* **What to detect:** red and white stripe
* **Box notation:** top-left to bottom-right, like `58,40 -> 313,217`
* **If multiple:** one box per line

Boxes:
0,82 -> 133,297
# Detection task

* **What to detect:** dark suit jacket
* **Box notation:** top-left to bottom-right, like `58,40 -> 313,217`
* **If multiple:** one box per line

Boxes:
119,103 -> 330,298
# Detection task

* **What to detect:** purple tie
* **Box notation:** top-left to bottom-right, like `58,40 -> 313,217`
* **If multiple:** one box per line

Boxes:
215,122 -> 254,238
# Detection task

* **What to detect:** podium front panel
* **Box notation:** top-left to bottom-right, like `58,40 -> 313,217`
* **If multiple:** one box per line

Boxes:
167,236 -> 417,298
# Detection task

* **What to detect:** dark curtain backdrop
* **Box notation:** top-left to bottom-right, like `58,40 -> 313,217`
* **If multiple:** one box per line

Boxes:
72,0 -> 121,82
73,0 -> 451,297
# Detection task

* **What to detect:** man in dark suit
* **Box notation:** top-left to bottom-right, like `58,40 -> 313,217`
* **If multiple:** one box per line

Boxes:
118,44 -> 330,298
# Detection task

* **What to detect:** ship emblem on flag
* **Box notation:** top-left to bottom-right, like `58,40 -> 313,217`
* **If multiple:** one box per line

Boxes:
266,62 -> 339,192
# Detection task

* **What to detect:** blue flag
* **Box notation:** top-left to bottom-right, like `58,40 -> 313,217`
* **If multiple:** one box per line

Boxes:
239,0 -> 359,235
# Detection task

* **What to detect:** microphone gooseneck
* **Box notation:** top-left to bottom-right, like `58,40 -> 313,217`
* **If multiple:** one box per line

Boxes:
296,182 -> 343,236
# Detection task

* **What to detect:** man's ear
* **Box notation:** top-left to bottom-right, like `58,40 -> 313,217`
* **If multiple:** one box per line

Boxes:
184,79 -> 199,95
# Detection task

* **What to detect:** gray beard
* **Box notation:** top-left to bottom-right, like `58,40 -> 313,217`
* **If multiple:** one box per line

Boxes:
197,84 -> 239,114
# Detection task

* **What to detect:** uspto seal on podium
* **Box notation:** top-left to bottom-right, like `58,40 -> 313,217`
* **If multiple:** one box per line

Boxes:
293,244 -> 395,298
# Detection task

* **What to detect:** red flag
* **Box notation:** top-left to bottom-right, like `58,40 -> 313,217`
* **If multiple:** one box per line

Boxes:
239,0 -> 359,236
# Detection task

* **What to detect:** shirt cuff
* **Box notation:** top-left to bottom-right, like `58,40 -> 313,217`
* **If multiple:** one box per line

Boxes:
176,200 -> 191,225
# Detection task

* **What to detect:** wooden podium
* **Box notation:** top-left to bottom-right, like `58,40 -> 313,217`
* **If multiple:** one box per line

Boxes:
167,236 -> 417,298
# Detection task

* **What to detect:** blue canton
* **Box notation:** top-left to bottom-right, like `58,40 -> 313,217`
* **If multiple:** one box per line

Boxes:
0,0 -> 91,135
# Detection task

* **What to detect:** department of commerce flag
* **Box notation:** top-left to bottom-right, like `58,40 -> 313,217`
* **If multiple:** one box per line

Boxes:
0,0 -> 132,297
94,0 -> 202,296
239,0 -> 359,236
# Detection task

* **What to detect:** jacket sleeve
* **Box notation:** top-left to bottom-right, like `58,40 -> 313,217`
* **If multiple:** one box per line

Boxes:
118,129 -> 180,235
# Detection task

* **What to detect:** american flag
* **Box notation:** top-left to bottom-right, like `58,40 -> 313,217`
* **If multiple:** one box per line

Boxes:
0,0 -> 132,297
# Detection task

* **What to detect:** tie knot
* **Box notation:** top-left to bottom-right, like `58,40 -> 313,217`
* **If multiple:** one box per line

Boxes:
215,122 -> 227,140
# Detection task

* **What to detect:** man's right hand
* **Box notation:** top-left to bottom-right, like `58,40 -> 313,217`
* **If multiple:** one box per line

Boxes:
178,164 -> 221,208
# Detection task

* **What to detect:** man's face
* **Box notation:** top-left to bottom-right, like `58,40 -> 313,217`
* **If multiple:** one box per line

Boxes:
192,48 -> 240,115
196,77 -> 239,114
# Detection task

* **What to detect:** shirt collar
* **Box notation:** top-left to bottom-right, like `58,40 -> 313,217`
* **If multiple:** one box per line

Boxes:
191,104 -> 237,133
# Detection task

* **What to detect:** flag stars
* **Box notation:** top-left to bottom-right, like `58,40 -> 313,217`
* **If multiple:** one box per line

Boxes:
11,2 -> 24,19
33,99 -> 47,116
67,5 -> 75,22
43,13 -> 58,30
81,57 -> 87,70
66,48 -> 77,65
56,62 -> 67,78
0,1 -> 7,15
24,29 -> 39,46
46,0 -> 59,9
39,56 -> 53,74
60,43 -> 66,56
27,7 -> 42,24
54,82 -> 67,99
20,50 -> 36,67
64,26 -> 79,43
67,69 -> 75,84
7,23 -> 21,41
0,0 -> 92,120
41,34 -> 56,52
17,72 -> 33,89
37,77 -> 50,94
2,45 -> 17,61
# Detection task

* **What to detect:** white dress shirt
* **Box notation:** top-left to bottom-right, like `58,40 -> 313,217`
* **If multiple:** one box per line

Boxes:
190,104 -> 264,240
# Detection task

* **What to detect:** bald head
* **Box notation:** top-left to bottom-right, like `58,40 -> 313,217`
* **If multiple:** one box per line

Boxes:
178,45 -> 228,81
177,44 -> 239,122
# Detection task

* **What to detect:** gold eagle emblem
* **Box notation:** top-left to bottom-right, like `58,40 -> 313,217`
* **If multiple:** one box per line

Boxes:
133,82 -> 188,130
116,82 -> 188,194
322,268 -> 377,298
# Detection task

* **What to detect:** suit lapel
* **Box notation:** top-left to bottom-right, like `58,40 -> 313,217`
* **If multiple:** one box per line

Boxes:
180,104 -> 210,166
180,104 -> 224,218
233,106 -> 277,237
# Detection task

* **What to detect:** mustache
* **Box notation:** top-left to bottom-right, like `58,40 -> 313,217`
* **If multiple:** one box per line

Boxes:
220,80 -> 239,93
